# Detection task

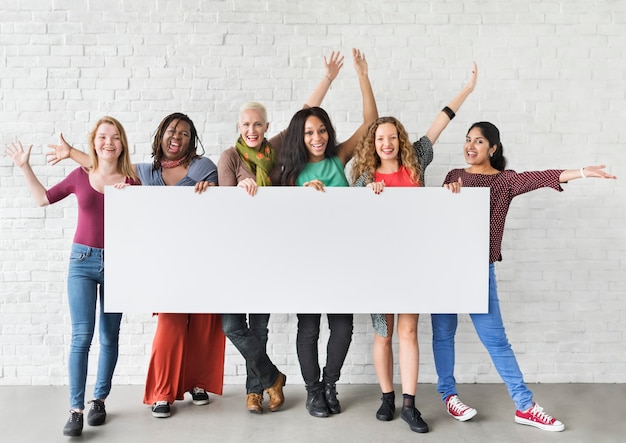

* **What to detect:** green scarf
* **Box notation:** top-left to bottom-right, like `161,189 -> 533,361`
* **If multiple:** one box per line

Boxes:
235,136 -> 276,186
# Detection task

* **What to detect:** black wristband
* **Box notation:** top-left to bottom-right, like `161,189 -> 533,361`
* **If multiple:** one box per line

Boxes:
442,106 -> 455,120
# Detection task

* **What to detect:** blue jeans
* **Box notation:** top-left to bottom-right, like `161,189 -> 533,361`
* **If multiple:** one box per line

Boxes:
221,314 -> 278,394
431,263 -> 534,411
67,244 -> 122,410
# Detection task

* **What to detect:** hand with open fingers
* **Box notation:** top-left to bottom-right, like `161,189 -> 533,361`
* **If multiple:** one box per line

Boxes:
5,141 -> 33,168
367,180 -> 385,194
324,51 -> 344,82
444,177 -> 463,193
303,179 -> 326,192
582,165 -> 617,180
352,48 -> 369,76
237,177 -> 258,196
46,133 -> 72,165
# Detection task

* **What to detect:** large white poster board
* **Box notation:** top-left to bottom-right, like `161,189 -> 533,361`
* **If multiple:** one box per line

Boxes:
104,187 -> 489,313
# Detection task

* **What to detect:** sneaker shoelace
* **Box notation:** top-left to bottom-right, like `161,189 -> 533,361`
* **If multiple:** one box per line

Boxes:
88,399 -> 104,412
68,410 -> 82,422
448,396 -> 469,414
154,401 -> 169,407
527,404 -> 554,423
192,387 -> 206,395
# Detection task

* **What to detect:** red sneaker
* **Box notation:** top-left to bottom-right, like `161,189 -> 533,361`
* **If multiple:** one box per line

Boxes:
445,395 -> 477,421
515,403 -> 564,432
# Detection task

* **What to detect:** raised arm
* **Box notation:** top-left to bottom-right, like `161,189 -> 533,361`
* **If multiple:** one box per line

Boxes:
304,50 -> 345,108
559,165 -> 617,183
47,133 -> 91,167
5,142 -> 50,206
337,48 -> 379,164
424,62 -> 478,145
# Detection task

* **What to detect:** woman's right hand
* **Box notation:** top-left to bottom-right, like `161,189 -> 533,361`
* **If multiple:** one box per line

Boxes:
46,133 -> 72,165
367,180 -> 385,194
238,177 -> 258,196
5,141 -> 32,168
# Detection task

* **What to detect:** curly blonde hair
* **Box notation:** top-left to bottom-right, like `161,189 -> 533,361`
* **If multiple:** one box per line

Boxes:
350,116 -> 421,185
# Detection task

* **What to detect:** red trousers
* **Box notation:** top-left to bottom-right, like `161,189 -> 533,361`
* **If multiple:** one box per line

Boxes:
143,313 -> 225,405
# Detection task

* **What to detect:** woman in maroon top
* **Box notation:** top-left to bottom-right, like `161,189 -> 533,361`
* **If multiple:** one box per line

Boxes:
432,121 -> 616,432
6,117 -> 138,437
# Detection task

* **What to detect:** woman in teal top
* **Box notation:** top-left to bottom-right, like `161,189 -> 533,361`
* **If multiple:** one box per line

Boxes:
279,49 -> 378,419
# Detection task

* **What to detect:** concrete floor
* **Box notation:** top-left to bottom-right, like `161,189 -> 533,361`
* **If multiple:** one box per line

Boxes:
2,383 -> 624,443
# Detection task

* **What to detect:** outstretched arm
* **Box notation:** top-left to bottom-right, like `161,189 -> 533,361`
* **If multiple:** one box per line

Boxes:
337,48 -> 379,164
5,142 -> 50,206
559,165 -> 617,183
47,133 -> 91,167
305,50 -> 345,108
425,62 -> 478,145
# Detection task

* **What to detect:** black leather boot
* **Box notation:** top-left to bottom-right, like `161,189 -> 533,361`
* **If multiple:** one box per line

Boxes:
305,383 -> 329,418
324,382 -> 341,414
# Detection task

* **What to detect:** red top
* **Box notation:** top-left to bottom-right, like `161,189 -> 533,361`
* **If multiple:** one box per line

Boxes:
443,168 -> 564,263
374,165 -> 421,187
46,167 -> 136,249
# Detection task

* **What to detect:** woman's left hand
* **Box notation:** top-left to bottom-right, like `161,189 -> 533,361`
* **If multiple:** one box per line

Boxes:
194,181 -> 215,194
303,179 -> 326,192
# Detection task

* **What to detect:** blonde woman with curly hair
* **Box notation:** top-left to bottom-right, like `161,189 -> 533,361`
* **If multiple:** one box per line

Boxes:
350,63 -> 477,435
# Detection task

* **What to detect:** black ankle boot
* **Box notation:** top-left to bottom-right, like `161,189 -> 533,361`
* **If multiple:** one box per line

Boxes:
305,384 -> 329,418
323,382 -> 341,414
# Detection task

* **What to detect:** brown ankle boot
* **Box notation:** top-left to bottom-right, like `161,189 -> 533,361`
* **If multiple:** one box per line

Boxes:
265,372 -> 286,412
246,393 -> 263,414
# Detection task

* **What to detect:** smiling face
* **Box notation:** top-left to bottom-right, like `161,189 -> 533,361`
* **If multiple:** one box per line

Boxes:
303,115 -> 329,162
161,119 -> 191,161
374,122 -> 400,163
238,109 -> 269,150
464,126 -> 496,167
93,122 -> 123,161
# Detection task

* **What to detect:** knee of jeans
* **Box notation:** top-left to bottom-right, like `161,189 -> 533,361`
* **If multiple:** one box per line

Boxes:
71,331 -> 94,351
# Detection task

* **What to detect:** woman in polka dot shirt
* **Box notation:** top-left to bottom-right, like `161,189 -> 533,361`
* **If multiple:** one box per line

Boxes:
432,121 -> 616,432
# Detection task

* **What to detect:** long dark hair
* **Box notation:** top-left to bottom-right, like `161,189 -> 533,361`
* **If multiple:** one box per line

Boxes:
279,107 -> 338,186
151,112 -> 204,170
468,121 -> 507,171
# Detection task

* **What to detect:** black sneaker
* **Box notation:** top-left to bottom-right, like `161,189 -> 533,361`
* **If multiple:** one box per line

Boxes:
151,401 -> 171,418
376,395 -> 396,421
401,406 -> 429,433
190,387 -> 210,406
63,410 -> 83,436
323,382 -> 341,414
87,399 -> 106,426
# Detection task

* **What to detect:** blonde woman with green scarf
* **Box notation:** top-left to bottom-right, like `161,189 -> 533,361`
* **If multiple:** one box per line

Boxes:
216,50 -> 345,413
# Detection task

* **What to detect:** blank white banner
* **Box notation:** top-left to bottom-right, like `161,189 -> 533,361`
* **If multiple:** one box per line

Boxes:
104,186 -> 489,314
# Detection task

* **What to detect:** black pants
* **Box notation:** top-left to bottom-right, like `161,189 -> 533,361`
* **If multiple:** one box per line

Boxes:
296,314 -> 353,386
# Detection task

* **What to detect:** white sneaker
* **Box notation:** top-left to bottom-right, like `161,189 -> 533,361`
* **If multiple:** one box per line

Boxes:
445,394 -> 477,421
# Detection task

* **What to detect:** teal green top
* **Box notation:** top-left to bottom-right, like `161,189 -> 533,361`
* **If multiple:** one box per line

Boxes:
296,156 -> 349,187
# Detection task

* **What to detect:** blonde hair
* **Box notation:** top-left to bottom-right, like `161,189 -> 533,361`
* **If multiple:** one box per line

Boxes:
239,101 -> 268,124
351,116 -> 421,185
88,116 -> 137,181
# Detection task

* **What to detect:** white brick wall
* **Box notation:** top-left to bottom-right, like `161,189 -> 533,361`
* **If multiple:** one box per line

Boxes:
1,1 -> 625,388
